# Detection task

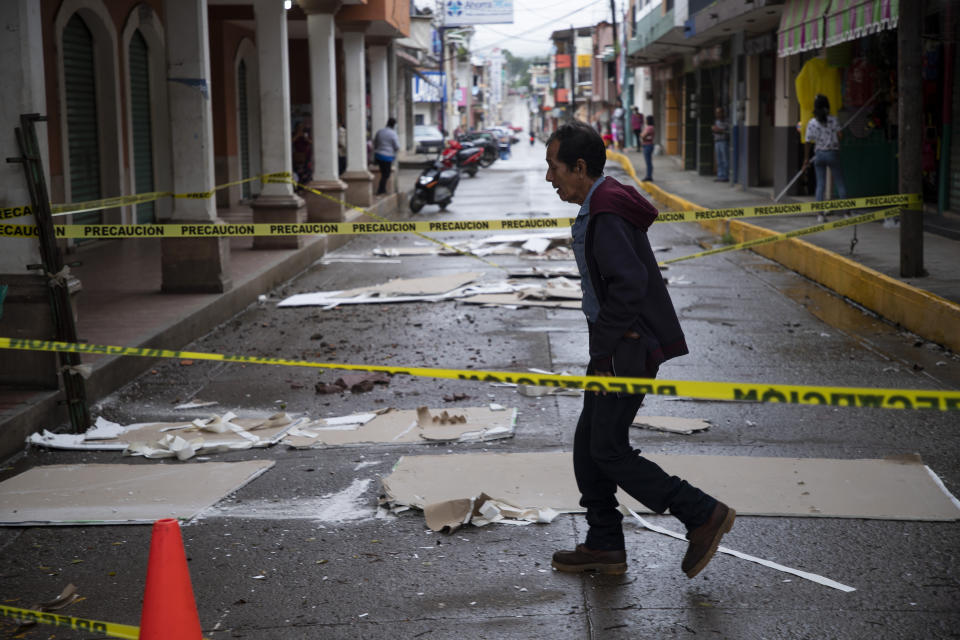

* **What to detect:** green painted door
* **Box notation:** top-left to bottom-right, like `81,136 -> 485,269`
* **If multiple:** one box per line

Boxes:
63,13 -> 101,226
129,29 -> 155,224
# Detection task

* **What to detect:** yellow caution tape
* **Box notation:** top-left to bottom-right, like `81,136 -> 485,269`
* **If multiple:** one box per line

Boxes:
649,193 -> 917,223
281,177 -> 503,269
604,149 -> 920,219
2,193 -> 917,230
2,155 -> 916,229
0,604 -> 141,640
660,206 -> 902,265
2,172 -> 292,220
0,202 -> 905,242
0,218 -> 568,239
1,337 -> 956,410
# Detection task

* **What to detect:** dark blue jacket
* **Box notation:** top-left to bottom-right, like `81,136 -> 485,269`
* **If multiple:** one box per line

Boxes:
585,177 -> 688,374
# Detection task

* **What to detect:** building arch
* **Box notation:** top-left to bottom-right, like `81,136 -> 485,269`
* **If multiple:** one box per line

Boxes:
234,37 -> 262,203
121,3 -> 173,222
54,0 -> 123,227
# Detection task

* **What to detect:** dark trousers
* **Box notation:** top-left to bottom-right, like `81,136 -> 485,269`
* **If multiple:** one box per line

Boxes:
376,159 -> 392,194
642,144 -> 654,180
633,129 -> 642,150
573,366 -> 716,551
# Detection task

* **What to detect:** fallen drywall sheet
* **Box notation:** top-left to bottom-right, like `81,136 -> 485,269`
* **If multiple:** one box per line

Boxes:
0,460 -> 274,526
278,273 -> 586,310
632,416 -> 710,435
460,278 -> 582,309
506,266 -> 581,278
27,413 -> 301,460
277,273 -> 520,308
459,294 -> 582,310
371,231 -> 573,259
373,246 -> 440,257
283,406 -> 517,448
455,279 -> 579,309
382,451 -> 960,526
347,272 -> 482,296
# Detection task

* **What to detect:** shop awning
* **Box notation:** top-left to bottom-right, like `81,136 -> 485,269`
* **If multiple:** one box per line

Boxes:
778,0 -> 831,57
825,0 -> 899,47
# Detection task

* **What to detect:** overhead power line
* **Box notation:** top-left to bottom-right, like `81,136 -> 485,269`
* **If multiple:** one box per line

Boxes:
471,0 -> 607,53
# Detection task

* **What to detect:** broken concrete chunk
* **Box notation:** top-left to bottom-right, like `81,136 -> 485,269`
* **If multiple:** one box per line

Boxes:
631,416 -> 711,435
285,407 -> 517,448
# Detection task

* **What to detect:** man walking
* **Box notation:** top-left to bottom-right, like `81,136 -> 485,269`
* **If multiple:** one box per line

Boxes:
712,107 -> 729,182
544,121 -> 734,578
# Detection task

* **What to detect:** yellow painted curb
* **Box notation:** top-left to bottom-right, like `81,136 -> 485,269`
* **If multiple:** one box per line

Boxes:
606,150 -> 960,353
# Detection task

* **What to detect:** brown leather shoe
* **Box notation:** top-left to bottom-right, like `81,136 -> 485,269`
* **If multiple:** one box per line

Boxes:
682,502 -> 736,578
552,544 -> 627,575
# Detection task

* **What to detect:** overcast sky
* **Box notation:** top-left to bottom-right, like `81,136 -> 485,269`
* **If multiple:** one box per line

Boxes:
419,0 -> 621,59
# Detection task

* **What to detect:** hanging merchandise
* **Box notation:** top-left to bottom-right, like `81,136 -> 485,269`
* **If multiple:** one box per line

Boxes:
795,58 -> 842,143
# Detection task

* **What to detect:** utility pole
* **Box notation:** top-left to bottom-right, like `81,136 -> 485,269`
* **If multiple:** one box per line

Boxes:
898,1 -> 924,277
609,0 -> 617,62
439,25 -> 446,135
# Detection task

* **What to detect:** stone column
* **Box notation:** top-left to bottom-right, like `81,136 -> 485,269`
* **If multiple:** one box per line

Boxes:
369,44 -> 389,134
369,43 -> 392,195
251,0 -> 305,249
162,0 -> 231,292
0,0 -> 79,388
389,44 -> 405,152
340,30 -> 373,206
302,1 -> 347,222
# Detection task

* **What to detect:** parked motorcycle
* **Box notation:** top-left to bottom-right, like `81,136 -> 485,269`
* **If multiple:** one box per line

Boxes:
457,132 -> 497,167
410,158 -> 460,213
441,139 -> 484,177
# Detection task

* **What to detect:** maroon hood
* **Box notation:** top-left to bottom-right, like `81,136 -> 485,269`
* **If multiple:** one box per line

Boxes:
588,177 -> 658,231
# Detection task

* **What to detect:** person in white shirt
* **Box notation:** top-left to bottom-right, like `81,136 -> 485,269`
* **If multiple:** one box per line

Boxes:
803,94 -> 847,215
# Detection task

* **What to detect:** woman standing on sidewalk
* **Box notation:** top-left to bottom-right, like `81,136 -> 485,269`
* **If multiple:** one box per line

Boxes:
630,107 -> 644,151
803,94 -> 847,215
641,115 -> 655,181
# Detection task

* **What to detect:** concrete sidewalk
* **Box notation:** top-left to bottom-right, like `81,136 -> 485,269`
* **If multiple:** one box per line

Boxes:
610,149 -> 960,354
0,192 -> 406,462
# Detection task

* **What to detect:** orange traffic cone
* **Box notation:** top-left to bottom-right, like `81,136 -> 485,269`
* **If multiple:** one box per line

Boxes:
139,518 -> 203,639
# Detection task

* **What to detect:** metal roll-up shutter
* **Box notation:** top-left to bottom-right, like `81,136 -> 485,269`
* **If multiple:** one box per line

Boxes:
63,13 -> 101,226
238,60 -> 251,200
129,29 -> 155,224
951,35 -> 960,212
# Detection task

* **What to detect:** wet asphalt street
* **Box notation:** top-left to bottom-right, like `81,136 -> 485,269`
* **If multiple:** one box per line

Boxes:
2,140 -> 959,639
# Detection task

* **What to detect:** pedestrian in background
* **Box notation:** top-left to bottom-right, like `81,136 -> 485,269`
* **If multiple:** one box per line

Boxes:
803,94 -> 847,219
602,125 -> 614,149
640,115 -> 655,181
291,121 -> 313,189
337,118 -> 347,176
543,120 -> 735,578
372,117 -> 400,196
630,107 -> 644,151
712,106 -> 729,182
612,99 -> 625,150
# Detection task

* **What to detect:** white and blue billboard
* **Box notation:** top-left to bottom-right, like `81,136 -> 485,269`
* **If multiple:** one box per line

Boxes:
413,71 -> 446,103
444,0 -> 514,26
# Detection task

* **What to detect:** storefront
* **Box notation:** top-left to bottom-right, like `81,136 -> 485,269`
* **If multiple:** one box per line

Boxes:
777,0 -> 903,198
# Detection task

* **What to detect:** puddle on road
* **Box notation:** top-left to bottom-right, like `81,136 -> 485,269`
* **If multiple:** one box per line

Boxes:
774,275 -> 958,384
781,281 -> 887,338
743,262 -> 786,272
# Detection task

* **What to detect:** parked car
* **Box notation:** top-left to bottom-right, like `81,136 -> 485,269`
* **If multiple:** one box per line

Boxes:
484,126 -> 519,146
414,125 -> 444,154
